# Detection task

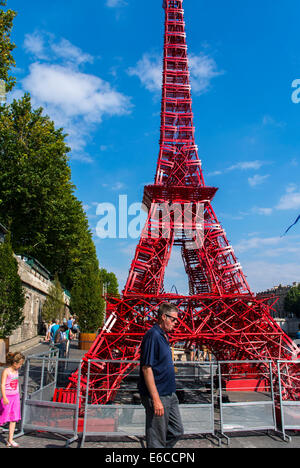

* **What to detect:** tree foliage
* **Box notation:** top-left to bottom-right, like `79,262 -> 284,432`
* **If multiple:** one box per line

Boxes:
0,0 -> 16,92
100,268 -> 119,297
285,284 -> 300,318
0,2 -> 117,334
70,262 -> 105,333
42,273 -> 65,323
0,94 -> 99,292
0,233 -> 25,338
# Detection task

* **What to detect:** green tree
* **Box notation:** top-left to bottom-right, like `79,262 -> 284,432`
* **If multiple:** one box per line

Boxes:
0,233 -> 25,338
0,0 -> 17,92
42,273 -> 65,323
70,262 -> 105,333
285,284 -> 300,318
0,94 -> 99,291
100,268 -> 119,297
0,3 -> 117,333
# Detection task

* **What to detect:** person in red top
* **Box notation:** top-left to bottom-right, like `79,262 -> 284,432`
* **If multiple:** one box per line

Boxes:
0,352 -> 25,448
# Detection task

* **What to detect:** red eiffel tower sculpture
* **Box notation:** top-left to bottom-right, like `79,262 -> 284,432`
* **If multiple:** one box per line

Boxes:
56,0 -> 299,405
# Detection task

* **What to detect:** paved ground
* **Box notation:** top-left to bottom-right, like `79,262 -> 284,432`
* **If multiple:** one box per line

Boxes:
0,339 -> 299,449
0,428 -> 299,449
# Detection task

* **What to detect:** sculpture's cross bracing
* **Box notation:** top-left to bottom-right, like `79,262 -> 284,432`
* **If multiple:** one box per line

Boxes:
56,0 -> 299,405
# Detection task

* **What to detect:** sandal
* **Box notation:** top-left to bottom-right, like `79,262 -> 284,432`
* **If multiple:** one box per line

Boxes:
6,441 -> 19,448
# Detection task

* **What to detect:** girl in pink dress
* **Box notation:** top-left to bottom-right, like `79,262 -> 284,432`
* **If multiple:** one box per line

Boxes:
0,352 -> 25,448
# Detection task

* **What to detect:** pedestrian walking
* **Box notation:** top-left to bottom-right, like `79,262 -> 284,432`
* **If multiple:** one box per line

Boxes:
49,319 -> 60,345
71,319 -> 79,336
54,324 -> 69,381
54,324 -> 68,359
0,352 -> 25,448
44,321 -> 52,342
138,302 -> 184,448
65,325 -> 74,358
67,316 -> 74,330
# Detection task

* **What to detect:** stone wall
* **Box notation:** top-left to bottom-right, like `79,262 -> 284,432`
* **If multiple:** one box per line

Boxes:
257,283 -> 300,319
275,318 -> 299,337
9,256 -> 70,347
257,282 -> 300,337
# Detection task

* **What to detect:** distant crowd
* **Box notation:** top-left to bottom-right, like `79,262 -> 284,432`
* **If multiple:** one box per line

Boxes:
44,316 -> 80,358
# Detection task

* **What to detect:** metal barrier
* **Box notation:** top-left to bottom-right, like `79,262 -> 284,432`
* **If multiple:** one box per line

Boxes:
80,360 -> 217,447
15,355 -> 217,447
17,351 -> 82,447
17,355 -> 300,446
277,360 -> 300,442
218,360 -> 278,444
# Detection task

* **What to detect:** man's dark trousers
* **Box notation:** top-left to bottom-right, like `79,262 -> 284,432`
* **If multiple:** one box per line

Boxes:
141,393 -> 184,448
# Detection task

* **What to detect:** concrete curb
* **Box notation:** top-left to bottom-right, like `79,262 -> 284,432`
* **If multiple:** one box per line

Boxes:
9,336 -> 44,354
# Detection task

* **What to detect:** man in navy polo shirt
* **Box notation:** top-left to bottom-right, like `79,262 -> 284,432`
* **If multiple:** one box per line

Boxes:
139,303 -> 184,448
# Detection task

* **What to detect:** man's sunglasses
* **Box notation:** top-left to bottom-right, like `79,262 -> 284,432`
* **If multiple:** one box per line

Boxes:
164,314 -> 179,323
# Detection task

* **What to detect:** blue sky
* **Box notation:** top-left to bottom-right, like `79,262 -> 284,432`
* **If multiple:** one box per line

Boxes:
6,0 -> 300,293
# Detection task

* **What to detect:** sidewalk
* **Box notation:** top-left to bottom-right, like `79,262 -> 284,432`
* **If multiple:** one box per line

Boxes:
0,339 -> 300,449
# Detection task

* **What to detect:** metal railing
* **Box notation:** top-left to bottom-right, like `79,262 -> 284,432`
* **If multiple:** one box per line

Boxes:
14,353 -> 300,447
277,360 -> 300,442
218,360 -> 278,445
80,360 -> 217,447
17,351 -> 82,447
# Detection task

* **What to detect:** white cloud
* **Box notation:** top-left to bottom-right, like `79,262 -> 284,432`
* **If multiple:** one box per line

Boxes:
23,31 -> 49,60
248,174 -> 270,187
252,207 -> 273,216
207,170 -> 222,177
20,34 -> 132,162
262,114 -> 286,128
233,234 -> 300,291
127,53 -> 162,93
263,245 -> 300,258
276,186 -> 300,211
164,248 -> 189,294
128,51 -> 223,95
51,39 -> 94,66
228,160 -> 266,171
106,0 -> 127,7
24,32 -> 94,67
23,63 -> 131,122
102,181 -> 126,191
286,183 -> 298,194
119,243 -> 136,257
188,53 -> 224,94
244,260 -> 300,293
234,236 -> 281,254
210,160 -> 271,176
290,158 -> 298,167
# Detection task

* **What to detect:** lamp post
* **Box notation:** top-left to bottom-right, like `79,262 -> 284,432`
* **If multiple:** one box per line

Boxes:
0,80 -> 6,104
103,281 -> 109,325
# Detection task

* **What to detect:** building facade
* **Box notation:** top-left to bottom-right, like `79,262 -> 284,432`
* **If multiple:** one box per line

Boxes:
257,283 -> 300,336
10,256 -> 70,346
0,223 -> 70,346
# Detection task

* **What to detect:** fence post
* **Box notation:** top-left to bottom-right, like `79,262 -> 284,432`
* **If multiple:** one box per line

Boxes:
40,357 -> 45,400
277,361 -> 292,442
81,359 -> 91,448
268,361 -> 277,433
65,359 -> 82,448
15,357 -> 30,439
218,362 -> 228,444
75,360 -> 82,433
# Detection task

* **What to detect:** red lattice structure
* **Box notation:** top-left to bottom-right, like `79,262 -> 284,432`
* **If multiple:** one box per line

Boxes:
56,0 -> 299,405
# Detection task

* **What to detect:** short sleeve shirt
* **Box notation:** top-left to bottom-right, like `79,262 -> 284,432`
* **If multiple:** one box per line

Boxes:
50,324 -> 60,338
138,323 -> 176,397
